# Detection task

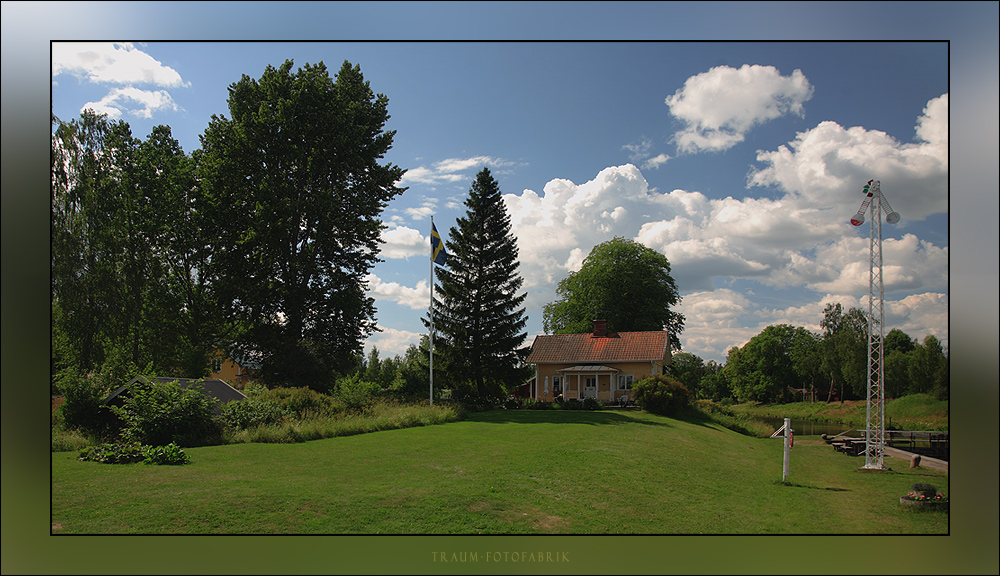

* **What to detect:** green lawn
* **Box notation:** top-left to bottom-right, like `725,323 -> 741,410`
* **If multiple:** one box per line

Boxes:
51,409 -> 948,534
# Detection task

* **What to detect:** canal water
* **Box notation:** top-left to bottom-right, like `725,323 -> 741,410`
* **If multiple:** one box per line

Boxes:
758,416 -> 854,437
757,416 -> 948,461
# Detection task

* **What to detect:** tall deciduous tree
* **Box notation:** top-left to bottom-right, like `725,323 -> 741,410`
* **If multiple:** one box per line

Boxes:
543,237 -> 684,351
722,324 -> 822,403
52,111 -> 126,373
52,112 -> 227,379
432,168 -> 529,400
197,60 -> 404,389
819,303 -> 867,401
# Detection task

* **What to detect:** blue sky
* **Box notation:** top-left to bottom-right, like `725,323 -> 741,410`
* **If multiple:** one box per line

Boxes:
51,38 -> 952,362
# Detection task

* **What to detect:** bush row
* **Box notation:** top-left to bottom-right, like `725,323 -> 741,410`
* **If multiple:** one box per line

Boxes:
54,373 -> 459,454
77,442 -> 190,465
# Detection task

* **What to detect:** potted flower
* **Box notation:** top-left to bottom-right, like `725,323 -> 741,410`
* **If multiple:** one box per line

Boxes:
900,483 -> 949,510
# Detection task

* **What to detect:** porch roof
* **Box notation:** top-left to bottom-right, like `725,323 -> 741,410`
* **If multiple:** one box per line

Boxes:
558,365 -> 620,373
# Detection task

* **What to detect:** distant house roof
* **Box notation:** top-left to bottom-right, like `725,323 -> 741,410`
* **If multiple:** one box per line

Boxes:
104,376 -> 247,407
525,331 -> 670,364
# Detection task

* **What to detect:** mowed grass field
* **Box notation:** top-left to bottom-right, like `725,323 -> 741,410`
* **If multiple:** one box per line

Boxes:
50,409 -> 948,534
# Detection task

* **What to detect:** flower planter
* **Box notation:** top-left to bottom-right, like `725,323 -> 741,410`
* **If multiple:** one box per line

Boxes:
899,496 -> 949,511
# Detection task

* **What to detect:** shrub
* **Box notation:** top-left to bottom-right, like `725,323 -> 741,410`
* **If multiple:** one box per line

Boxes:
54,369 -> 113,436
55,346 -> 146,436
142,443 -> 190,465
77,442 -> 190,465
583,397 -> 602,411
220,396 -> 289,430
110,379 -> 222,447
633,375 -> 692,417
523,398 -> 551,410
335,374 -> 381,413
261,386 -> 341,419
78,442 -> 145,464
563,398 -> 583,410
503,397 -> 522,410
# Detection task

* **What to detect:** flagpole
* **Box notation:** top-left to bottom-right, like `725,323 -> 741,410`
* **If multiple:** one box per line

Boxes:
429,216 -> 434,406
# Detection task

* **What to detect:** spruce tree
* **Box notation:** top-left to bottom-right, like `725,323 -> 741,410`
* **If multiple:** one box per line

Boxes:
433,168 -> 529,400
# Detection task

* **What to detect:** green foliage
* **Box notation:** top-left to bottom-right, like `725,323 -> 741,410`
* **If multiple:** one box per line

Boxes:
819,303 -> 867,400
77,442 -> 190,465
51,112 -> 226,379
691,399 -> 775,438
141,443 -> 191,465
633,375 -> 691,417
582,397 -> 602,411
259,386 -> 342,419
78,442 -> 145,464
522,398 -> 551,410
503,398 -> 523,410
55,369 -> 112,435
542,237 -> 684,351
220,396 -> 289,430
198,59 -> 404,388
334,374 -> 381,413
431,168 -> 530,400
55,346 -> 143,435
110,379 -> 222,447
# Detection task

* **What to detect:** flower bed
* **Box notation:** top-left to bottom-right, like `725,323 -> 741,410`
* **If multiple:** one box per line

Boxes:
900,483 -> 948,511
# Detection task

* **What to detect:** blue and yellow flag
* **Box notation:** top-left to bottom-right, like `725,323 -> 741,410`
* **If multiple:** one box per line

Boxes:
431,221 -> 448,266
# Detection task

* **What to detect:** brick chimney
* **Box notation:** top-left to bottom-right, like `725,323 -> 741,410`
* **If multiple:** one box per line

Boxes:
593,319 -> 607,337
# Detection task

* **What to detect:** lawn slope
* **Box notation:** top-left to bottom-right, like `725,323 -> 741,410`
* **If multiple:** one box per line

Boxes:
51,409 -> 947,534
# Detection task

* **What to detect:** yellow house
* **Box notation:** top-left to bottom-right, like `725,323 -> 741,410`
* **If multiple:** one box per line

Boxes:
207,355 -> 258,390
524,320 -> 671,403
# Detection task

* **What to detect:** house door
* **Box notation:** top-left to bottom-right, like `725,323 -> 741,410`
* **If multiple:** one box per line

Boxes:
583,377 -> 597,399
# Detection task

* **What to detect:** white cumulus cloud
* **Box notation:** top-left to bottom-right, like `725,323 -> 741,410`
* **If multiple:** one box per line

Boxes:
749,93 -> 948,221
665,64 -> 814,153
364,325 -> 426,358
365,274 -> 429,310
379,225 -> 427,259
53,42 -> 188,87
81,86 -> 180,119
52,42 -> 188,120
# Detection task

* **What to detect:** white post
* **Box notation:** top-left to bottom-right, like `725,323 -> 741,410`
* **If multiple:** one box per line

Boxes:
783,417 -> 792,482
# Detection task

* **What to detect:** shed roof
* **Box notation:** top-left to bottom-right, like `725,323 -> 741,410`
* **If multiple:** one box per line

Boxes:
104,376 -> 247,406
525,331 -> 670,364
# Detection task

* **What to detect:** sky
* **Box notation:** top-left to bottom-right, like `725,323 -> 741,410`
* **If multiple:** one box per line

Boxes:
49,38 -> 952,363
50,38 -> 951,363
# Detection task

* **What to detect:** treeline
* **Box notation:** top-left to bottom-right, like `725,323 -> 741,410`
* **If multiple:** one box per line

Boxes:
669,303 -> 948,404
52,59 -> 404,394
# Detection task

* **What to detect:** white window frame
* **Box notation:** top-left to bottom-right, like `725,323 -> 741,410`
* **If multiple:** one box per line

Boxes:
618,374 -> 634,391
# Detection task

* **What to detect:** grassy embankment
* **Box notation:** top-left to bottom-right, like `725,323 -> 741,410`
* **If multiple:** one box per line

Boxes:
52,408 -> 948,534
728,393 -> 948,431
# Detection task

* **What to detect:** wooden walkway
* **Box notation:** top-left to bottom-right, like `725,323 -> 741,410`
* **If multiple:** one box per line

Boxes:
821,430 -> 948,473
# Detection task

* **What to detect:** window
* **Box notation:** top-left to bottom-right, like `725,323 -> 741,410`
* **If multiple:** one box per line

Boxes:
552,376 -> 562,394
618,374 -> 634,391
211,358 -> 223,372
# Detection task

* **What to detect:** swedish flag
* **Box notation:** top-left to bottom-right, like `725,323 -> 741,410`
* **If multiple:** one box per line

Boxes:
431,221 -> 448,266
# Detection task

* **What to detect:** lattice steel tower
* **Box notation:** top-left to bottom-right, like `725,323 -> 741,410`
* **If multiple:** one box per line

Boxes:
850,180 -> 899,470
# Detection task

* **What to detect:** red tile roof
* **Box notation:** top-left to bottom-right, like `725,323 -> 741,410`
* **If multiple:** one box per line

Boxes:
525,331 -> 670,364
